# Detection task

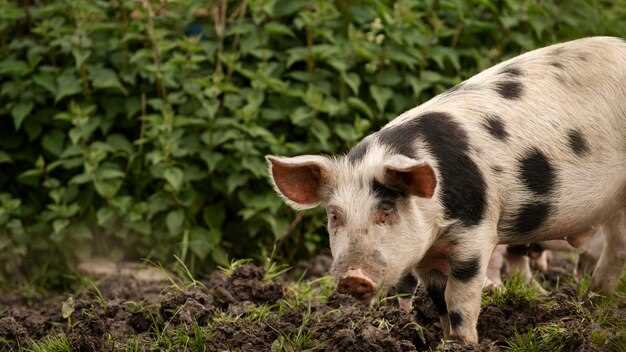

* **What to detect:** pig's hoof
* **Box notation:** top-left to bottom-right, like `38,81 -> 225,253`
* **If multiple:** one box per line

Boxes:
398,297 -> 413,313
483,278 -> 502,291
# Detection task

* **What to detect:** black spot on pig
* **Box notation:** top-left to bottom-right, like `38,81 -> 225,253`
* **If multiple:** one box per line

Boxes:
449,311 -> 463,329
377,123 -> 420,159
500,66 -> 522,76
347,138 -> 370,164
494,80 -> 523,99
518,148 -> 557,196
372,180 -> 405,202
395,273 -> 418,296
506,244 -> 529,256
567,129 -> 590,156
379,113 -> 486,226
415,112 -> 487,227
482,114 -> 509,141
450,256 -> 480,282
426,285 -> 447,315
510,201 -> 552,235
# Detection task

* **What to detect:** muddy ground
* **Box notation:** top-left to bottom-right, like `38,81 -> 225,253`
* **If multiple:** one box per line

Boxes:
1,253 -> 625,352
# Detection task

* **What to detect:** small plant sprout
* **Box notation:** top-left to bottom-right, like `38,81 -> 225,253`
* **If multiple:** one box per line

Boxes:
173,255 -> 205,289
219,258 -> 253,277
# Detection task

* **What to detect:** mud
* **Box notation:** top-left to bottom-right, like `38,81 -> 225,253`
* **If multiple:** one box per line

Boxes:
0,258 -> 624,351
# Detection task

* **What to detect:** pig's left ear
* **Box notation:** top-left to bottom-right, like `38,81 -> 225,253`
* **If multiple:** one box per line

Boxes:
265,155 -> 334,210
383,155 -> 437,199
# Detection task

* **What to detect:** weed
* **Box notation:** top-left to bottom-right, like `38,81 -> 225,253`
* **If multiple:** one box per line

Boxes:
505,324 -> 570,352
279,276 -> 335,311
483,273 -> 543,307
26,335 -> 71,352
219,259 -> 253,277
270,304 -> 320,352
245,304 -> 275,322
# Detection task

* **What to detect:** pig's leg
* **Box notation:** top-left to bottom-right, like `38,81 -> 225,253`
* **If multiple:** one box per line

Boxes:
416,269 -> 450,338
506,252 -> 534,280
444,240 -> 495,344
395,271 -> 418,313
505,246 -> 547,294
591,211 -> 626,293
531,250 -> 550,273
484,245 -> 505,290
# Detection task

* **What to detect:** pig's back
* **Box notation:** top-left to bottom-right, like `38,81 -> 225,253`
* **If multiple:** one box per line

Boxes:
390,37 -> 626,243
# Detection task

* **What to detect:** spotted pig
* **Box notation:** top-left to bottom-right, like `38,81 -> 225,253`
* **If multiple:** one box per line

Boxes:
266,37 -> 626,344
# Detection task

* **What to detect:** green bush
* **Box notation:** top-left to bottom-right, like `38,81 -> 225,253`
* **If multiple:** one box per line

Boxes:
0,0 -> 624,280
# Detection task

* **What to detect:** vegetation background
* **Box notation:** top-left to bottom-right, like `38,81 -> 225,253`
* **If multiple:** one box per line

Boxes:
1,0 -> 625,285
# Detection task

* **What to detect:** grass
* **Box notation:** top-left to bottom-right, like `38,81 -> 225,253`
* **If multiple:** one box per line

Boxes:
279,276 -> 335,311
7,260 -> 626,352
482,272 -> 544,307
26,335 -> 71,352
269,304 -> 319,352
218,258 -> 253,277
505,324 -> 570,352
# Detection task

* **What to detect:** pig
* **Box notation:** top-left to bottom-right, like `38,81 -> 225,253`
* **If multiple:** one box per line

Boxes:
266,37 -> 626,344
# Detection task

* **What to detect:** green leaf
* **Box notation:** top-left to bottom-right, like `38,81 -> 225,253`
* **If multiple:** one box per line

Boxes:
0,151 -> 12,164
166,209 -> 185,235
342,72 -> 361,95
33,72 -> 57,94
89,66 -> 127,94
53,219 -> 69,234
264,22 -> 295,37
55,70 -> 82,102
203,204 -> 226,229
98,167 -> 125,180
347,97 -> 374,118
164,167 -> 184,191
97,207 -> 114,226
0,59 -> 29,76
370,85 -> 393,112
61,296 -> 75,319
94,179 -> 122,198
42,130 -> 65,156
188,227 -> 221,260
272,0 -> 309,16
11,101 -> 33,129
17,169 -> 42,186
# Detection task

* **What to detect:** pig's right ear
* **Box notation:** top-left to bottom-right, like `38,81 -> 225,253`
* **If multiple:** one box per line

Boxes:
383,155 -> 437,199
265,155 -> 334,210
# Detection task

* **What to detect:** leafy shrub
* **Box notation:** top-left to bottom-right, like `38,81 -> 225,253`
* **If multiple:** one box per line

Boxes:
0,0 -> 624,280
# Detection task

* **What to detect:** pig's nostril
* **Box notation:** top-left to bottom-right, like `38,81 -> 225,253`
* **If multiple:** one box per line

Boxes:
337,270 -> 376,299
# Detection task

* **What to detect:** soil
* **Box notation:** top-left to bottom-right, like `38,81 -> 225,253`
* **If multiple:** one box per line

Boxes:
0,255 -> 624,352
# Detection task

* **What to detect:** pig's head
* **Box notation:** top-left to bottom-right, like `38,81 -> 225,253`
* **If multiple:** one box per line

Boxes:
266,143 -> 443,302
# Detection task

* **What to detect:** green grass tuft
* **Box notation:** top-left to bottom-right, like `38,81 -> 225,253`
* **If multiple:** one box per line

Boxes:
219,258 -> 253,277
505,324 -> 570,352
27,335 -> 71,352
279,276 -> 335,311
483,273 -> 543,307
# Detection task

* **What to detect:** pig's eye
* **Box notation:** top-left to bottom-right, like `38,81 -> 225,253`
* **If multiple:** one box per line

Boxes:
375,201 -> 396,225
380,201 -> 395,213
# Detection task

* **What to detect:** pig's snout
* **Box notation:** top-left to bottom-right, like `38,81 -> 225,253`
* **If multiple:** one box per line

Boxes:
337,269 -> 376,301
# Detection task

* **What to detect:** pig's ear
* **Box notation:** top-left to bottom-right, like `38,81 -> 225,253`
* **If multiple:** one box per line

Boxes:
265,155 -> 334,210
383,155 -> 437,199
